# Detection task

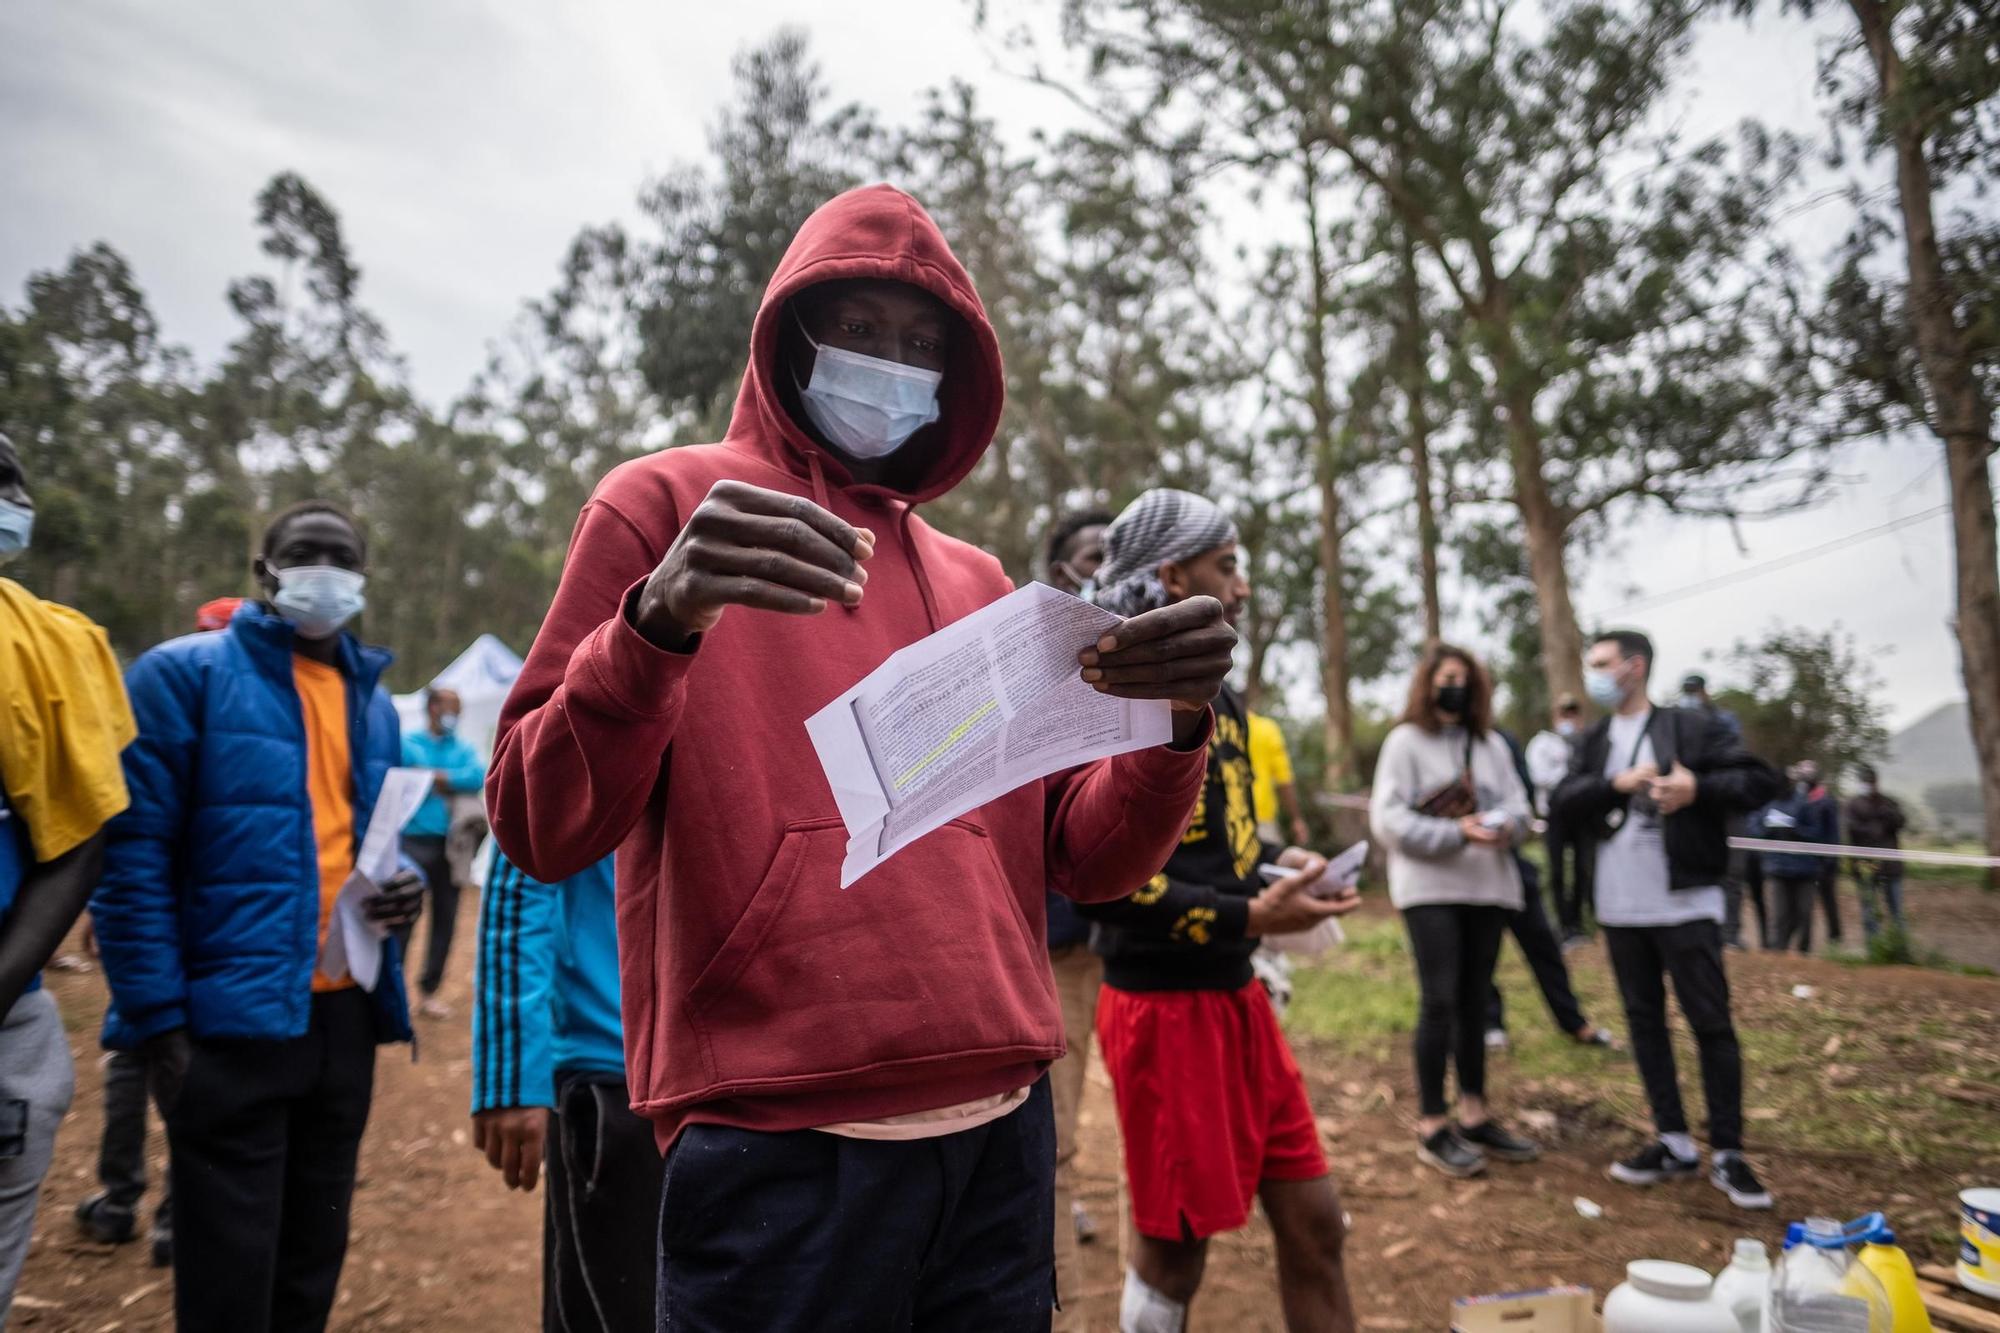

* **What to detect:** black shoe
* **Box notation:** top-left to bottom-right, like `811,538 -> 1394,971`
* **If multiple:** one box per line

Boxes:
1459,1119 -> 1541,1163
1710,1155 -> 1774,1210
1608,1141 -> 1701,1186
1417,1127 -> 1487,1178
74,1194 -> 137,1245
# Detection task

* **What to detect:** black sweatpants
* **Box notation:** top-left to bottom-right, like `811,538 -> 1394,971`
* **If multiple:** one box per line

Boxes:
546,1074 -> 664,1333
165,987 -> 377,1333
1544,817 -> 1591,936
1403,904 -> 1510,1118
400,833 -> 459,996
1484,870 -> 1588,1037
657,1076 -> 1055,1331
1770,876 -> 1818,954
1603,920 -> 1744,1152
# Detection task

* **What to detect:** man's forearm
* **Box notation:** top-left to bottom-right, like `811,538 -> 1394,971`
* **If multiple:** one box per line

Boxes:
0,829 -> 105,1013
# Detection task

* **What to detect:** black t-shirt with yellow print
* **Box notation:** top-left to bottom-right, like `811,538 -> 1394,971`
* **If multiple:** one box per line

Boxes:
1080,684 -> 1277,992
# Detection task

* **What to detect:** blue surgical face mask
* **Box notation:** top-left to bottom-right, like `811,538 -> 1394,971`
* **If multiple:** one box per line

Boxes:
1584,667 -> 1625,709
792,310 -> 942,460
272,565 -> 366,639
1679,693 -> 1703,711
439,712 -> 460,733
0,498 -> 32,562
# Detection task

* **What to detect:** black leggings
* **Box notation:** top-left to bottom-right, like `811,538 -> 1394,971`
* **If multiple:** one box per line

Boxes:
1403,904 -> 1510,1118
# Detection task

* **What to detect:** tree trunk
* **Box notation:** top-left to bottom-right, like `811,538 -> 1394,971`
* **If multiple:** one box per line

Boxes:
1853,0 -> 2000,862
1395,229 -> 1443,643
1499,374 -> 1587,707
1302,154 -> 1355,784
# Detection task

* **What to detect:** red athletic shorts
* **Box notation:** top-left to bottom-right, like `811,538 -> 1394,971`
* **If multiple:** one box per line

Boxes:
1096,979 -> 1329,1241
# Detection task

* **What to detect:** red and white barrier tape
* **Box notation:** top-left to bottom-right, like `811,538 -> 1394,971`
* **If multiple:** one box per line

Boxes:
1314,793 -> 2000,867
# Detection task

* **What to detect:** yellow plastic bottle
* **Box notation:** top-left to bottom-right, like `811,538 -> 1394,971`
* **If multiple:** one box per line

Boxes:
1856,1238 -> 1932,1332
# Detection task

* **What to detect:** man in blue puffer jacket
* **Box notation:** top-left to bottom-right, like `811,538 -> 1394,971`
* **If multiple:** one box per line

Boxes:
91,501 -> 424,1333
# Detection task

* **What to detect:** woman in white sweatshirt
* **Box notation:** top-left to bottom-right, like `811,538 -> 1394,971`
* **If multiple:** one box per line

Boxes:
1369,643 -> 1541,1178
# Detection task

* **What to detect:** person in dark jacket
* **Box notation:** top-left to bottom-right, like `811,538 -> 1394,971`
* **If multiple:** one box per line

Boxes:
1484,729 -> 1615,1055
1757,762 -> 1840,954
1080,490 -> 1360,1333
92,502 -> 425,1333
1040,507 -> 1114,1312
1553,629 -> 1781,1211
1844,765 -> 1909,941
1804,767 -> 1844,944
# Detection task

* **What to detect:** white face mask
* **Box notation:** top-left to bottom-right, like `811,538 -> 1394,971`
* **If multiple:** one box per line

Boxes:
273,565 -> 366,639
792,311 -> 942,460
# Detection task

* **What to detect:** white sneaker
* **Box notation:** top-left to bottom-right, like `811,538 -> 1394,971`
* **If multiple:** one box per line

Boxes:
1484,1028 -> 1510,1052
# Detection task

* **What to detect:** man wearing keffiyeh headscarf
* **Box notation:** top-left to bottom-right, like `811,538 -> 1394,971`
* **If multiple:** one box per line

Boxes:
1084,489 -> 1241,619
1081,487 -> 1362,1333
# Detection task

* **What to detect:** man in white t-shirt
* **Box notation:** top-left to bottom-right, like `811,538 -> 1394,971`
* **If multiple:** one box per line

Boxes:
1552,629 -> 1781,1211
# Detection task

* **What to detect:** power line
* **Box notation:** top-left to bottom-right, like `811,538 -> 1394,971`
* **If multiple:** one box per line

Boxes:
1598,504 -> 1952,616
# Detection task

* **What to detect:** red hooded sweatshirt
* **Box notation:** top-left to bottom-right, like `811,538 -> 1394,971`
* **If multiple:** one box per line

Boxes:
487,184 -> 1209,1145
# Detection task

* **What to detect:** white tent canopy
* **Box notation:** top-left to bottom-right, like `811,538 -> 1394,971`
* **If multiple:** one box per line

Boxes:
391,633 -> 523,762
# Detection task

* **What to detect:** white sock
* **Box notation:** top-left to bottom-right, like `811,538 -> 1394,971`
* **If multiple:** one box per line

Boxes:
1713,1148 -> 1740,1166
1120,1269 -> 1189,1333
1661,1132 -> 1698,1162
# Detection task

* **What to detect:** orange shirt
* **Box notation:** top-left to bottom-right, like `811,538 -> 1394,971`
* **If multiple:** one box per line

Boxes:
295,657 -> 358,993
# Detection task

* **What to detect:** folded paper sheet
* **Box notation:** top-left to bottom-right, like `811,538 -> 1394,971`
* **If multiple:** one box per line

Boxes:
319,765 -> 432,990
806,583 -> 1173,887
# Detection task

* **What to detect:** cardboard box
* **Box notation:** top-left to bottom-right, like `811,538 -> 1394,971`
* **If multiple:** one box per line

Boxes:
1451,1286 -> 1601,1332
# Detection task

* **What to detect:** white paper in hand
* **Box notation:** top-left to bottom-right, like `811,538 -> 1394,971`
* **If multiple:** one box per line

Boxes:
1257,841 -> 1369,958
806,583 -> 1173,887
319,766 -> 432,991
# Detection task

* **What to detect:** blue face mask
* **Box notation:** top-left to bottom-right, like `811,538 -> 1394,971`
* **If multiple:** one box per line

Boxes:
439,712 -> 459,733
272,565 -> 366,639
1584,667 -> 1625,709
793,310 -> 942,459
0,498 -> 32,562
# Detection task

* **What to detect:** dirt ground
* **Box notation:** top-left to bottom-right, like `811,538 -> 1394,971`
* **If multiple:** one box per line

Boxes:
12,878 -> 2000,1331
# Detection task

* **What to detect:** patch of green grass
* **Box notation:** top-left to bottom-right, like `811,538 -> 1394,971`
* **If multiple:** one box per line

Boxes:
1281,915 -> 2000,1169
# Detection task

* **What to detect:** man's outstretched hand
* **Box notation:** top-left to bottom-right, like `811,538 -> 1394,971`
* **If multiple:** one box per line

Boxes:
1078,596 -> 1236,743
633,481 -> 875,651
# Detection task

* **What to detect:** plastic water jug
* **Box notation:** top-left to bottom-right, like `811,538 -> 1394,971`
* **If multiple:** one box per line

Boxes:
1846,1215 -> 1932,1332
1768,1218 -> 1891,1332
1713,1238 -> 1772,1331
1603,1260 -> 1743,1333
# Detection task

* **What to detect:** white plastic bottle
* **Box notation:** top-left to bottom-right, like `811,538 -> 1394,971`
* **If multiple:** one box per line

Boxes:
1768,1218 -> 1891,1333
1713,1238 -> 1772,1331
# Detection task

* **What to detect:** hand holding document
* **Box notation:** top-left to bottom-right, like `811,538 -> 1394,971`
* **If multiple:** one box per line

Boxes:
318,766 -> 432,990
807,583 -> 1174,887
1257,840 -> 1368,958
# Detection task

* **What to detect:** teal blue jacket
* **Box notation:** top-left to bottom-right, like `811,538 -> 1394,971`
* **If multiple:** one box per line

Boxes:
399,729 -> 485,838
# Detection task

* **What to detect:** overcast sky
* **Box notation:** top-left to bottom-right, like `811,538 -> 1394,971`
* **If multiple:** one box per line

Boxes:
1,1 -> 1979,731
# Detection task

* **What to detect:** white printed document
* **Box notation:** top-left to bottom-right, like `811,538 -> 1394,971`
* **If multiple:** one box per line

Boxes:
807,582 -> 1174,887
318,766 -> 432,990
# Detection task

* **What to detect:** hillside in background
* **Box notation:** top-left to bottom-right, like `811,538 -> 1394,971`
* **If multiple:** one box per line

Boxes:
1881,700 -> 1984,838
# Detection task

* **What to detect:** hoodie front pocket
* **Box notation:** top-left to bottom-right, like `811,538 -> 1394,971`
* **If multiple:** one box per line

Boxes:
686,818 -> 1057,1089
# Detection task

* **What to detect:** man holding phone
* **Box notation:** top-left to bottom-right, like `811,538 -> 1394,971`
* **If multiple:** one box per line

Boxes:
1080,489 -> 1360,1333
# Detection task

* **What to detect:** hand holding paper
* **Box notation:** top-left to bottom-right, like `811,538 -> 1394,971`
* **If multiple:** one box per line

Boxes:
319,766 -> 433,991
807,583 -> 1175,887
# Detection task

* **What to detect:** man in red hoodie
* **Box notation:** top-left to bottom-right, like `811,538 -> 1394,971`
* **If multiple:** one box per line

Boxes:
489,185 -> 1233,1330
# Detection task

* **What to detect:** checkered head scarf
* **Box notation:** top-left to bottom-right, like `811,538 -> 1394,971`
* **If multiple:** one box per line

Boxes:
1082,488 -> 1238,617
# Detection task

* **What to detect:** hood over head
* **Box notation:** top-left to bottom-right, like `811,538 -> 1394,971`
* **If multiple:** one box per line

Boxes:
726,184 -> 1003,505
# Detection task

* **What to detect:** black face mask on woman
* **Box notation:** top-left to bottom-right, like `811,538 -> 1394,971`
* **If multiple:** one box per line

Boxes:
1435,684 -> 1469,717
